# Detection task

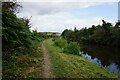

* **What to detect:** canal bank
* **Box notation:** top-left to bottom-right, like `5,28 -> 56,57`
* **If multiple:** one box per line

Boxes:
80,44 -> 120,77
43,39 -> 118,78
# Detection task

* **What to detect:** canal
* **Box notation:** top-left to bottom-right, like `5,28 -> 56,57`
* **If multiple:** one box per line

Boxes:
80,44 -> 120,76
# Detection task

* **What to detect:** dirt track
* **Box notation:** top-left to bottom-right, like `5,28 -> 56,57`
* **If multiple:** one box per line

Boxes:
41,42 -> 54,78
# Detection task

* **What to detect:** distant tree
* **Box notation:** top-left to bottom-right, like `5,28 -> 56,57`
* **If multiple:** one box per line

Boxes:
115,22 -> 120,28
61,29 -> 75,42
62,20 -> 120,47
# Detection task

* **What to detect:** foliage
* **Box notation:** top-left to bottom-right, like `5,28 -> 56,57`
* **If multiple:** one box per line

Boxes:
62,20 -> 120,47
63,42 -> 80,55
61,29 -> 75,42
2,2 -> 43,78
54,38 -> 80,55
54,38 -> 68,48
2,44 -> 42,79
44,39 -> 117,78
2,2 -> 32,52
40,32 -> 60,39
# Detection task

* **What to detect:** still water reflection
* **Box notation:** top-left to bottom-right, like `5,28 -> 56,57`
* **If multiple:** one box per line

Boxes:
80,44 -> 120,75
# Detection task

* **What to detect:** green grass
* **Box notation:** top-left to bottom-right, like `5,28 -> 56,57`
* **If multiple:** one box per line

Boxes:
2,42 -> 43,78
54,38 -> 68,48
43,38 -> 118,78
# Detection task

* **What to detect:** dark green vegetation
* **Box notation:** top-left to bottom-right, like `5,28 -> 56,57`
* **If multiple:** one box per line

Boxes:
44,39 -> 117,78
63,42 -> 80,55
54,38 -> 67,48
2,2 -> 44,78
62,20 -> 120,47
54,38 -> 80,55
2,2 -> 119,79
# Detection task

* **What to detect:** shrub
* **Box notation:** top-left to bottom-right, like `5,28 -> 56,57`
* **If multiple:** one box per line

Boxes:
54,38 -> 68,48
63,42 -> 80,55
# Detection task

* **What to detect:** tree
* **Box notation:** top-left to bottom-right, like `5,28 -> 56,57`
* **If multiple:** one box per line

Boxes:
2,2 -> 32,52
61,29 -> 75,42
62,20 -> 120,47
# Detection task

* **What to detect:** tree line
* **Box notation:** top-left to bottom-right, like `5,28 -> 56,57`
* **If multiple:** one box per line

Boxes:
2,2 -> 45,78
62,20 -> 120,47
2,2 -> 43,53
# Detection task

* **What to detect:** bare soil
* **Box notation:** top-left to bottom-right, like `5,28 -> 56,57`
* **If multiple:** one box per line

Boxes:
41,42 -> 55,78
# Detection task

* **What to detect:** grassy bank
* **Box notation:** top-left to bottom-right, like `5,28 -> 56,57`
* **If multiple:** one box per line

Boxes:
2,42 -> 43,78
43,38 -> 118,78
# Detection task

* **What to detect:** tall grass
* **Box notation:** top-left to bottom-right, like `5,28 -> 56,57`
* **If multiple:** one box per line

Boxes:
54,38 -> 80,55
63,42 -> 80,55
54,38 -> 68,48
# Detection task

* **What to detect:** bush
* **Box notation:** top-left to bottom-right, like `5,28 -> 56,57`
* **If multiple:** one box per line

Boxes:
63,42 -> 80,55
54,38 -> 68,48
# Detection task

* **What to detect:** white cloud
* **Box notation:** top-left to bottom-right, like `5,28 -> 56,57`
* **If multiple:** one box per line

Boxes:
20,12 -> 114,33
18,1 -> 117,15
65,17 -> 113,28
16,1 -> 117,32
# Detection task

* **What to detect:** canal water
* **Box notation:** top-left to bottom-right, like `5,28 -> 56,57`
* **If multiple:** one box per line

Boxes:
80,44 -> 120,76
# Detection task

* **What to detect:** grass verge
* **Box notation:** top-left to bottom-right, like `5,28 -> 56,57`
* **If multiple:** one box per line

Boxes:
2,42 -> 43,78
44,38 -> 118,78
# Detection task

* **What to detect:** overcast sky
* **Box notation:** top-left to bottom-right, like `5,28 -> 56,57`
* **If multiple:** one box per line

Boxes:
17,0 -> 119,33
